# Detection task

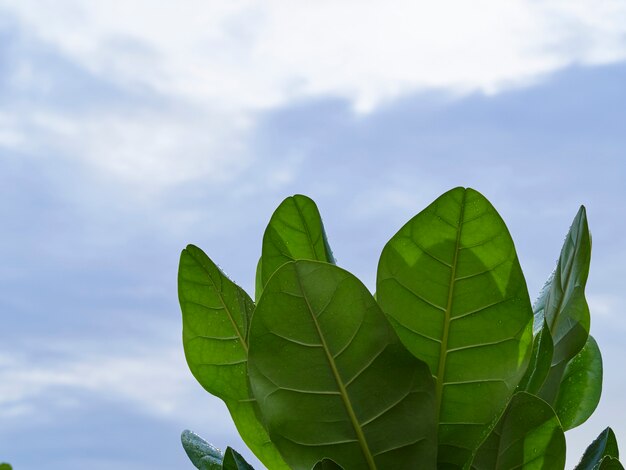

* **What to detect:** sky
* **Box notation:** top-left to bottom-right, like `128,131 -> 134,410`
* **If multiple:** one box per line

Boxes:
1,1 -> 626,468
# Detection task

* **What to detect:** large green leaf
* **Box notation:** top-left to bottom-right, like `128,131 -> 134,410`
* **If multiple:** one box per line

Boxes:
471,392 -> 565,470
575,427 -> 619,470
555,335 -> 602,430
261,194 -> 335,287
178,245 -> 288,469
536,206 -> 591,403
181,429 -> 223,470
222,447 -> 255,470
377,187 -> 534,467
0,464 -> 12,470
249,260 -> 437,470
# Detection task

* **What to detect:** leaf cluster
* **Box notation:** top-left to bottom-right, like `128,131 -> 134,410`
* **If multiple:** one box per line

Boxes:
178,188 -> 621,469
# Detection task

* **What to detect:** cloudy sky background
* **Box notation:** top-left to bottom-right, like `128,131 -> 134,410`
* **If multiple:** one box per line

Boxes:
1,1 -> 626,468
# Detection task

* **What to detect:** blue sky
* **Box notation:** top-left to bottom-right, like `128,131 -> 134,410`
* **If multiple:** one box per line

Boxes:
1,2 -> 626,469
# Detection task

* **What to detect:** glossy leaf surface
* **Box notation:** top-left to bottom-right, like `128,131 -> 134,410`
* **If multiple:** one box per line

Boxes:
181,430 -> 223,470
249,260 -> 437,470
555,335 -> 602,430
261,194 -> 335,287
518,320 -> 553,394
575,427 -> 619,470
536,207 -> 592,403
377,187 -> 533,467
472,392 -> 565,470
223,447 -> 255,470
179,246 -> 287,469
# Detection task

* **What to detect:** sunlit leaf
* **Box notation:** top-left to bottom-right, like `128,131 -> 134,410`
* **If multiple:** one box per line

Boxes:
472,392 -> 565,470
249,260 -> 437,470
377,187 -> 534,467
555,335 -> 602,430
261,194 -> 335,287
536,207 -> 592,404
179,246 -> 288,469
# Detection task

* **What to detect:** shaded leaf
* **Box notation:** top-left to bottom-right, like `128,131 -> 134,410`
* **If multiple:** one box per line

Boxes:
312,458 -> 344,469
223,447 -> 255,470
181,429 -> 223,470
575,427 -> 619,470
536,207 -> 591,403
261,194 -> 335,287
249,260 -> 437,470
517,319 -> 553,394
555,335 -> 602,430
377,187 -> 534,467
179,245 -> 288,469
472,392 -> 565,470
599,457 -> 625,470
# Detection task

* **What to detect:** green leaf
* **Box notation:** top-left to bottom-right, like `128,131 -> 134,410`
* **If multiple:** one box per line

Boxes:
471,392 -> 565,470
255,257 -> 263,303
376,187 -> 534,467
261,194 -> 335,287
598,457 -> 625,470
222,447 -> 255,470
536,206 -> 591,403
555,335 -> 602,430
517,320 -> 553,394
179,245 -> 288,469
0,465 -> 11,470
249,260 -> 437,470
181,429 -> 223,470
575,427 -> 619,470
313,459 -> 344,469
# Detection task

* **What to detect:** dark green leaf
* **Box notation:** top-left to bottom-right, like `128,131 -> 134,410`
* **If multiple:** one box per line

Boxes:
261,194 -> 335,287
472,392 -> 565,470
536,207 -> 591,403
179,245 -> 288,469
575,427 -> 619,470
222,447 -> 255,470
517,320 -> 553,394
555,335 -> 602,430
376,187 -> 534,467
0,464 -> 12,470
599,457 -> 625,470
181,429 -> 223,470
249,260 -> 437,470
312,458 -> 344,469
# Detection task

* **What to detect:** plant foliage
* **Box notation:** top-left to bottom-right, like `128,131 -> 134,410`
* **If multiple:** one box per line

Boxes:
178,189 -> 619,469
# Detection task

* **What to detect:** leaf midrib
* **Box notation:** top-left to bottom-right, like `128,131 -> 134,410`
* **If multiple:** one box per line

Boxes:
294,266 -> 377,470
187,250 -> 249,355
549,214 -> 584,333
292,197 -> 322,261
435,190 -> 467,423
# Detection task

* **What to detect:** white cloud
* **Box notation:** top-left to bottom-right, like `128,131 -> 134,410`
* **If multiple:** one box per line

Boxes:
6,0 -> 626,110
0,343 -> 225,426
3,0 -> 626,189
